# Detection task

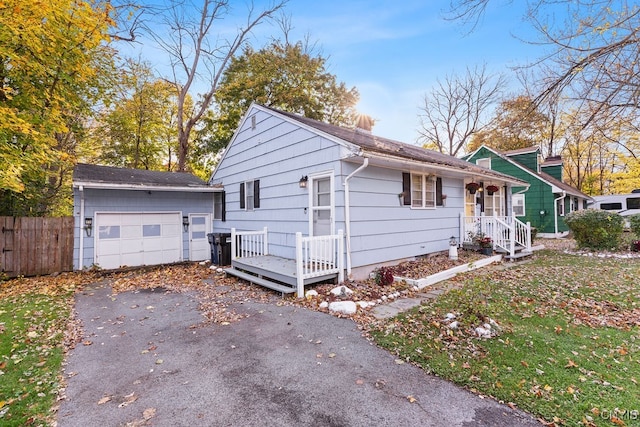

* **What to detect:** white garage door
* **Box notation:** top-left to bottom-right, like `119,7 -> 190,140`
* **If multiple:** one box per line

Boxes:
95,212 -> 182,270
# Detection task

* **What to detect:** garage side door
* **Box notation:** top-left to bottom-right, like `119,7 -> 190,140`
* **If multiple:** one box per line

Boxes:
95,212 -> 181,270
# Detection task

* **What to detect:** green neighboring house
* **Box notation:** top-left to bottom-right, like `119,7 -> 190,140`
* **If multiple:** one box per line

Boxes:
463,145 -> 592,237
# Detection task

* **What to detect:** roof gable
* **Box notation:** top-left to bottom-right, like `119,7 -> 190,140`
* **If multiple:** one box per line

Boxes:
467,145 -> 591,199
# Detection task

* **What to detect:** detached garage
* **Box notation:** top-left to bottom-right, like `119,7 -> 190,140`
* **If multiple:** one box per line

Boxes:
72,164 -> 221,271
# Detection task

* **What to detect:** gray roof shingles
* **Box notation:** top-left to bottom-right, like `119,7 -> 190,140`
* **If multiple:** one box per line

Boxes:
267,106 -> 525,184
73,163 -> 210,188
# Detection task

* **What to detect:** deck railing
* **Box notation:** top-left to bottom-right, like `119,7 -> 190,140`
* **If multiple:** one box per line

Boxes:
460,214 -> 531,257
296,230 -> 344,298
230,227 -> 268,260
229,227 -> 344,297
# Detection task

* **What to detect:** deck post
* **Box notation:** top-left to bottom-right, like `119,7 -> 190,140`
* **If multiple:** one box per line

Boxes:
295,232 -> 304,298
263,226 -> 268,255
231,228 -> 236,261
509,219 -> 515,257
526,221 -> 532,251
337,229 -> 344,283
459,212 -> 464,246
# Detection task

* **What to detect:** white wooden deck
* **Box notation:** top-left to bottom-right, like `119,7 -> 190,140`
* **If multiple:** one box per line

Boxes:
225,228 -> 344,297
226,255 -> 339,294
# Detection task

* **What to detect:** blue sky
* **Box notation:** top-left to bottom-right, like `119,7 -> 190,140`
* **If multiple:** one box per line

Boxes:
135,0 -> 549,144
267,0 -> 544,143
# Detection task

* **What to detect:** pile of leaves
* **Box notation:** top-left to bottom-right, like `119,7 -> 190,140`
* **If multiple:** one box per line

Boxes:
388,250 -> 483,279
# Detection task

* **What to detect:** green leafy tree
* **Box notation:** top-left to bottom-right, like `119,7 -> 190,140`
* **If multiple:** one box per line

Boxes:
94,60 -> 181,171
199,39 -> 359,157
0,0 -> 119,216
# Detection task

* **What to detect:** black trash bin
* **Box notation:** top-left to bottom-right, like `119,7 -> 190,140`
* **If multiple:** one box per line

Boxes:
218,233 -> 232,266
207,233 -> 218,265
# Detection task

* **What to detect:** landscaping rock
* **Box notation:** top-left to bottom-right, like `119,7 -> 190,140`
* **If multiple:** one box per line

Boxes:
330,285 -> 354,297
329,301 -> 357,315
305,290 -> 319,299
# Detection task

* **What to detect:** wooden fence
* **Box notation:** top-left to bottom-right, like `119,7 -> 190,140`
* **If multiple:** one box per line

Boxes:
0,216 -> 74,278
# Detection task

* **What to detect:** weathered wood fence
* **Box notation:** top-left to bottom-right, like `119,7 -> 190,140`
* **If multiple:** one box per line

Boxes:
0,216 -> 74,278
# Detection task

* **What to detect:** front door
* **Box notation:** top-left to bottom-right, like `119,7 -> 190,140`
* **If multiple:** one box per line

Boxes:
189,213 -> 210,261
309,174 -> 334,262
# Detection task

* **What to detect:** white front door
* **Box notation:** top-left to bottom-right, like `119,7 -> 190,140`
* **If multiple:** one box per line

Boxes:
189,213 -> 211,261
309,174 -> 334,262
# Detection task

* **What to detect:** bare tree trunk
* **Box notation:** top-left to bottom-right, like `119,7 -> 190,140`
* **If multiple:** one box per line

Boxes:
147,0 -> 286,172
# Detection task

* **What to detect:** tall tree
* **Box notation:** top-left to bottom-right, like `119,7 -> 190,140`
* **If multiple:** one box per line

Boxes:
200,39 -> 359,155
94,59 -> 181,171
146,0 -> 286,172
0,0 -> 119,216
447,0 -> 640,134
468,95 -> 551,153
418,64 -> 506,156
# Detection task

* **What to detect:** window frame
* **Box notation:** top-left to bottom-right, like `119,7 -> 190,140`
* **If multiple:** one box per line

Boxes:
512,193 -> 525,217
410,173 -> 436,209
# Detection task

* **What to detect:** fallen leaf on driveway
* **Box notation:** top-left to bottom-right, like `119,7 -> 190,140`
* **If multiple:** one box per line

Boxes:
143,407 -> 156,420
407,395 -> 417,403
97,396 -> 112,405
118,392 -> 138,408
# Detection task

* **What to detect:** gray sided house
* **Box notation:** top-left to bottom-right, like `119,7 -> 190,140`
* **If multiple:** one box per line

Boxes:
463,145 -> 592,237
209,104 -> 529,295
73,164 -> 219,270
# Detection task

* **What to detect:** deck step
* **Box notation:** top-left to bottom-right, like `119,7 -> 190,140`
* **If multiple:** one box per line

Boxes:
224,267 -> 296,294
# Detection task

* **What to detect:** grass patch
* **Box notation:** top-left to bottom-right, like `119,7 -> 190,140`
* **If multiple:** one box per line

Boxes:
0,275 -> 87,426
370,251 -> 640,426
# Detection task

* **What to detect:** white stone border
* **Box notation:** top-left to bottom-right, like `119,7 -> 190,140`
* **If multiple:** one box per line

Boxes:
393,254 -> 503,290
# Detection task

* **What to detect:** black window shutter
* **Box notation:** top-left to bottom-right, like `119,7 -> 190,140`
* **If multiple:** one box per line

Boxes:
402,173 -> 411,205
221,191 -> 226,222
239,183 -> 245,209
254,180 -> 260,209
436,177 -> 443,206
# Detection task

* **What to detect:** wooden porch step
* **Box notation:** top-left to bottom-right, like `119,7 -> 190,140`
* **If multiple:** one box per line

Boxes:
224,267 -> 296,294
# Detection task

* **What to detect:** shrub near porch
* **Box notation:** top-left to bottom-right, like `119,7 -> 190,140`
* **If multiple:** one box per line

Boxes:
370,250 -> 640,426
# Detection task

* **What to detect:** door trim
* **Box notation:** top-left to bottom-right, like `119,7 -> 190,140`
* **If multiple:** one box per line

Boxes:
188,213 -> 211,261
307,171 -> 335,237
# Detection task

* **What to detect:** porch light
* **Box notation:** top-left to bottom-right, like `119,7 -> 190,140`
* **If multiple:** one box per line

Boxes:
539,210 -> 546,216
182,216 -> 189,232
449,236 -> 458,260
299,175 -> 308,188
84,217 -> 93,237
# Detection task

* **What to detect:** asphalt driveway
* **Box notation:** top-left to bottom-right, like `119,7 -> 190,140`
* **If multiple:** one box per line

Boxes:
57,281 -> 541,427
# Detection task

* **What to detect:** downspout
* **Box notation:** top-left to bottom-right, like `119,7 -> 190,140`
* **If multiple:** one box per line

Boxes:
553,191 -> 566,237
79,186 -> 84,270
343,158 -> 369,278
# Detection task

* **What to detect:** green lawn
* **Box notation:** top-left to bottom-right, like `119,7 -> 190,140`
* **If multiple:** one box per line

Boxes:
0,276 -> 83,426
370,250 -> 640,427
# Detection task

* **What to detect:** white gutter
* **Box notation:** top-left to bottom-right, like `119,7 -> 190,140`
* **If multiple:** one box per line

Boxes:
72,182 -> 221,192
345,151 -> 529,188
343,158 -> 369,278
79,185 -> 84,270
553,191 -> 566,236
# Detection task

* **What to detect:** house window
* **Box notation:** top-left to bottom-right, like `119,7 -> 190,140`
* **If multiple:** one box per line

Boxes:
513,194 -> 525,217
557,197 -> 565,216
411,174 -> 435,208
240,181 -> 260,211
402,173 -> 441,208
477,158 -> 491,169
213,191 -> 226,221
